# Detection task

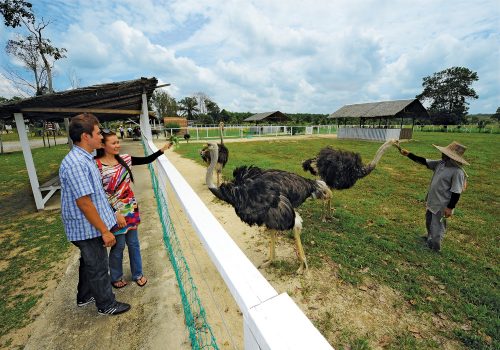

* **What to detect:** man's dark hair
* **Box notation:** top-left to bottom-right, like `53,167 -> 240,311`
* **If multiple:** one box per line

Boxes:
69,113 -> 99,142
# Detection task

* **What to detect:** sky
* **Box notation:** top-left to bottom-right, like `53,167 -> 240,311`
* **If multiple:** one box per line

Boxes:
0,0 -> 498,114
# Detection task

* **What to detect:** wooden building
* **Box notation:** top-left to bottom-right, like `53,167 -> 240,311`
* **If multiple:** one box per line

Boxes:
329,99 -> 429,141
243,111 -> 290,124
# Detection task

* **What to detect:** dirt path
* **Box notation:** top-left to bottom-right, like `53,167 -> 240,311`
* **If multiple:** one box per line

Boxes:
1,137 -> 69,152
16,136 -> 463,350
22,141 -> 191,350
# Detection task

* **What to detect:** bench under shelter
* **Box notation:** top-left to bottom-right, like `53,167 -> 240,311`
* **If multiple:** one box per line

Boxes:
0,77 -> 164,210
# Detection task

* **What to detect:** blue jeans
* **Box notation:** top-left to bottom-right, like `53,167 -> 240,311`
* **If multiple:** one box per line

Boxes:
72,237 -> 115,310
109,229 -> 143,282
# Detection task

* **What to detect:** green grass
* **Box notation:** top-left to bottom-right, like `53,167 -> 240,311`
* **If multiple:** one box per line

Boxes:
0,145 -> 71,343
177,132 -> 499,349
0,131 -> 67,142
0,144 -> 68,215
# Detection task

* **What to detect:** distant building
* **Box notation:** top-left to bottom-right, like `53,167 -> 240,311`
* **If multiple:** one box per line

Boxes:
243,111 -> 290,124
163,117 -> 188,135
329,99 -> 430,141
329,99 -> 429,123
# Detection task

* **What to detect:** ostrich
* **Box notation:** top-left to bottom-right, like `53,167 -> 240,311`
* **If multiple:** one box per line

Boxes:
200,121 -> 229,185
205,143 -> 331,273
302,139 -> 396,215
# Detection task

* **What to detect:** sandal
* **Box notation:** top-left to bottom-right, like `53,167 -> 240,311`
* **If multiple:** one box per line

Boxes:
136,276 -> 147,287
112,279 -> 128,289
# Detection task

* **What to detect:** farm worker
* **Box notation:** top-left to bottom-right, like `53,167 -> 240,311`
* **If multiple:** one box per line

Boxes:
396,141 -> 469,252
59,113 -> 131,315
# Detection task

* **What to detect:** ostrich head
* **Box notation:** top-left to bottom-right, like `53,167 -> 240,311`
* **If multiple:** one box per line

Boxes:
200,144 -> 210,163
312,180 -> 332,200
205,142 -> 219,188
302,158 -> 318,175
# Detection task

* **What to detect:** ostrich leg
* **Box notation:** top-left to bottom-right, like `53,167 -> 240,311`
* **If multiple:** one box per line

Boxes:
259,230 -> 277,268
321,197 -> 335,222
293,213 -> 308,274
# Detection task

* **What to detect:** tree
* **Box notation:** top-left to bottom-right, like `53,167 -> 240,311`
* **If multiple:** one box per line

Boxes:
6,34 -> 47,94
1,0 -> 66,94
178,96 -> 199,119
416,67 -> 478,125
150,90 -> 177,121
0,94 -> 22,154
205,99 -> 221,122
491,107 -> 500,122
219,109 -> 231,123
0,0 -> 33,28
193,92 -> 209,114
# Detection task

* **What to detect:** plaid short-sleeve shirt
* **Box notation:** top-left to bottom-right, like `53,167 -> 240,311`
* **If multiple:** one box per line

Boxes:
59,145 -> 116,241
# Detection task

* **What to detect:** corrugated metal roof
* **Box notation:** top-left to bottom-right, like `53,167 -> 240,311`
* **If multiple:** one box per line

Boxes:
329,99 -> 429,119
244,111 -> 290,122
0,77 -> 158,121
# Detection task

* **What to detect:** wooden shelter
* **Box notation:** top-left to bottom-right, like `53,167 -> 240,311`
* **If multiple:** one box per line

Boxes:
329,99 -> 429,141
0,77 -> 161,209
244,111 -> 290,123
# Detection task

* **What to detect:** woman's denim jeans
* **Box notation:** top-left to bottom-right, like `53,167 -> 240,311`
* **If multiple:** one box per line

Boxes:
109,229 -> 143,282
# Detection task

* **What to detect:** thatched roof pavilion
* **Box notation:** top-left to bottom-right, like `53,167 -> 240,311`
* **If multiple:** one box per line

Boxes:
329,99 -> 429,123
244,111 -> 290,123
0,77 -> 159,121
0,77 -> 163,210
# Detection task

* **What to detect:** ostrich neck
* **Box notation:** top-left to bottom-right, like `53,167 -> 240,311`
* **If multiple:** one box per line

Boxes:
367,140 -> 393,168
219,126 -> 224,144
206,145 -> 219,188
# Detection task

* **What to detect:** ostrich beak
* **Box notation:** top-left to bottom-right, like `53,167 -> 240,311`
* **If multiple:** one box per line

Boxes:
393,140 -> 402,152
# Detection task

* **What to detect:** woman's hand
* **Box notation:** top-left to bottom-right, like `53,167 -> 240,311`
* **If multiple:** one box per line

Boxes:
116,213 -> 127,228
160,143 -> 172,152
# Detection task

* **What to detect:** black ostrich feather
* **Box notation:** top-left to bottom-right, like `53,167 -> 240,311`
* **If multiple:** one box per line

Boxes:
209,172 -> 295,231
303,147 -> 373,190
201,143 -> 229,168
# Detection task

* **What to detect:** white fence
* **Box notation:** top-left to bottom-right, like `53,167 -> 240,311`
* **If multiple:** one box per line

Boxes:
156,124 -> 337,140
143,135 -> 333,349
337,127 -> 405,141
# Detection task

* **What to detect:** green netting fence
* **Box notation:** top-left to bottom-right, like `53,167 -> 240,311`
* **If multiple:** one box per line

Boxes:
143,141 -> 219,350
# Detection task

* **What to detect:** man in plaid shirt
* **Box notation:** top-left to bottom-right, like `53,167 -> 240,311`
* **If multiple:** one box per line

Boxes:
60,113 -> 130,315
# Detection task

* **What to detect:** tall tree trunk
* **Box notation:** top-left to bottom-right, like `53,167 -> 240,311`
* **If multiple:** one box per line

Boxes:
36,26 -> 53,92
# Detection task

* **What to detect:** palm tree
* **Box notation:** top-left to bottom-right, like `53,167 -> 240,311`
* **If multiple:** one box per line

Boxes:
178,97 -> 199,119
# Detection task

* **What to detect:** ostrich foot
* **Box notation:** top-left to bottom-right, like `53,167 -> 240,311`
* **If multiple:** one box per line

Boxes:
258,260 -> 272,269
296,261 -> 308,275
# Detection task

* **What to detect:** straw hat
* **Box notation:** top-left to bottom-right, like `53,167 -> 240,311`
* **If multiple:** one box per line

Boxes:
433,141 -> 470,165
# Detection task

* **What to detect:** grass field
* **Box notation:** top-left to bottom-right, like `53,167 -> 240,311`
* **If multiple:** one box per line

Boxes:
176,132 -> 499,349
0,132 -> 497,349
0,144 -> 70,347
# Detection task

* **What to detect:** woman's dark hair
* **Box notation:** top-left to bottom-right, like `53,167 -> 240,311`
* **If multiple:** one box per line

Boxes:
69,113 -> 99,142
95,130 -> 134,182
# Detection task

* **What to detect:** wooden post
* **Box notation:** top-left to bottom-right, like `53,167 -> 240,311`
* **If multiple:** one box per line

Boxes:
64,118 -> 73,148
14,113 -> 44,210
140,92 -> 152,140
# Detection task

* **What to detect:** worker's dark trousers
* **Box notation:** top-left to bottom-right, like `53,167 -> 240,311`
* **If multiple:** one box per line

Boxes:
425,209 -> 446,251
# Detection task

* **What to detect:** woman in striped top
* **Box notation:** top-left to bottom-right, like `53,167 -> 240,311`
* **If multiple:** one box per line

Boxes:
95,130 -> 171,288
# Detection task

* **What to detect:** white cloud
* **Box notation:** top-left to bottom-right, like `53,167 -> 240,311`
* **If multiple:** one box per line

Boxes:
2,0 -> 498,113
